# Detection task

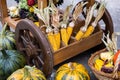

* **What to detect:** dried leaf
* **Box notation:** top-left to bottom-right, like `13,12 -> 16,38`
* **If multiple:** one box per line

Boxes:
62,5 -> 73,24
73,2 -> 88,21
94,1 -> 106,25
102,32 -> 120,53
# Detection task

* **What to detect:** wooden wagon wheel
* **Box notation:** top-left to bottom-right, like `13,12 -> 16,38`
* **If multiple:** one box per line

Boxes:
15,19 -> 53,78
74,0 -> 114,36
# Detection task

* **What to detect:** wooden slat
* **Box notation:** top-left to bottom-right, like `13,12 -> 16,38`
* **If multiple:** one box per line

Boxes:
0,0 -> 48,29
0,0 -> 8,25
38,0 -> 47,9
53,30 -> 103,65
4,17 -> 21,29
87,0 -> 95,8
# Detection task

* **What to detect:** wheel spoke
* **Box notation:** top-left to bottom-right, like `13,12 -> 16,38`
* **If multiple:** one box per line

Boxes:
33,58 -> 40,68
19,48 -> 26,51
36,49 -> 42,52
21,36 -> 29,45
37,56 -> 44,65
25,30 -> 32,41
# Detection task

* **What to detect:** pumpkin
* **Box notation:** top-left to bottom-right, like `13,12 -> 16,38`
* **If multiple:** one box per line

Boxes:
0,23 -> 16,50
0,50 -> 26,80
55,62 -> 90,80
7,65 -> 46,80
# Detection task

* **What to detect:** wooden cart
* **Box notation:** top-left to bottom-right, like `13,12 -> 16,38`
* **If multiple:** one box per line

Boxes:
0,0 -> 114,78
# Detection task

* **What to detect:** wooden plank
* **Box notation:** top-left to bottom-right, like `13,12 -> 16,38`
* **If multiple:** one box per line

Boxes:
0,0 -> 8,24
53,30 -> 103,65
4,17 -> 21,29
38,0 -> 47,9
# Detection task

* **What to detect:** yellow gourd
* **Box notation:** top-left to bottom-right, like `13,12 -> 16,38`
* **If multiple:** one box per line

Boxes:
55,62 -> 90,80
7,66 -> 46,80
94,59 -> 104,71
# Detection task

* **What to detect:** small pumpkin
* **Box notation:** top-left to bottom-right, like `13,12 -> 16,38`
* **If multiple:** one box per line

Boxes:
0,23 -> 16,50
0,50 -> 26,80
7,65 -> 46,80
55,62 -> 90,80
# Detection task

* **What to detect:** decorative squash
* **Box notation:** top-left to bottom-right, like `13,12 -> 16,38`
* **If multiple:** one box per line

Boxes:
0,23 -> 16,50
0,50 -> 26,80
55,62 -> 90,80
113,50 -> 120,64
7,65 -> 46,80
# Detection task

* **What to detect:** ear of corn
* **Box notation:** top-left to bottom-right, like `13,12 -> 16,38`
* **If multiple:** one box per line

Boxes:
60,28 -> 69,46
82,1 -> 106,38
75,30 -> 84,41
75,3 -> 97,41
54,32 -> 61,49
47,32 -> 58,51
34,22 -> 39,27
67,21 -> 75,40
67,27 -> 73,39
82,25 -> 95,38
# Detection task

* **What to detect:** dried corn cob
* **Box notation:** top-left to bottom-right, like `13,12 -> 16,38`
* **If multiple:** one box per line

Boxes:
46,27 -> 58,51
75,3 -> 97,40
47,32 -> 58,51
75,29 -> 84,40
82,24 -> 95,38
83,1 -> 106,38
61,25 -> 69,46
67,2 -> 88,40
60,5 -> 72,46
54,30 -> 60,49
50,1 -> 61,50
67,22 -> 75,39
34,1 -> 59,51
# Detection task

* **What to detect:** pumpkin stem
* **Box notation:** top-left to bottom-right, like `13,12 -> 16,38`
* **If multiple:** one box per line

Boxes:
23,66 -> 32,80
68,62 -> 75,70
1,50 -> 8,58
1,23 -> 8,35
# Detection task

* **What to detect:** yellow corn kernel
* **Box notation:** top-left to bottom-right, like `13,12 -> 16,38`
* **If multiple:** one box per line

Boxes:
54,32 -> 60,49
83,26 -> 94,38
60,28 -> 69,46
34,22 -> 39,27
67,22 -> 74,40
47,32 -> 58,51
67,27 -> 73,40
75,31 -> 84,40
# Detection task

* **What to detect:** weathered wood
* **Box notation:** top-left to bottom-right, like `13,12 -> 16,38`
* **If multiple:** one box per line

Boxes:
4,17 -> 21,29
87,0 -> 95,8
0,0 -> 8,25
1,0 -> 114,78
38,0 -> 47,9
53,19 -> 103,65
15,19 -> 53,77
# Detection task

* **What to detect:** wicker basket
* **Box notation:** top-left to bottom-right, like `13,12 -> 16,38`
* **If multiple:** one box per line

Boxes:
88,48 -> 120,80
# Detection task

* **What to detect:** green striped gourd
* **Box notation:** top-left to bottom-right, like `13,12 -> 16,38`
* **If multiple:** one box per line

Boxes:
7,65 -> 46,80
0,23 -> 16,50
55,62 -> 90,80
0,50 -> 26,80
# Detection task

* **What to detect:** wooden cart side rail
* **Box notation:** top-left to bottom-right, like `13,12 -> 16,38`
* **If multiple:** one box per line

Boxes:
0,0 -> 48,29
53,29 -> 103,65
0,0 -> 8,25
